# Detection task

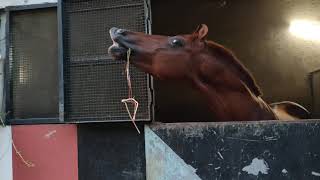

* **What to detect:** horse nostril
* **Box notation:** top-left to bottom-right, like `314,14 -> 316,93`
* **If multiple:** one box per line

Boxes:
116,29 -> 126,35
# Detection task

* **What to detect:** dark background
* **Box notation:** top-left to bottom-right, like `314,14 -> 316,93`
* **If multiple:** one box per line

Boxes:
151,0 -> 320,121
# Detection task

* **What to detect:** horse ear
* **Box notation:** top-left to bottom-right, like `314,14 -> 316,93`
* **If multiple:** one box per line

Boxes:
194,24 -> 208,40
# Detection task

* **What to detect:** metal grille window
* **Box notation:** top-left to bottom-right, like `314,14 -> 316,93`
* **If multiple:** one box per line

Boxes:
6,7 -> 59,122
5,1 -> 152,124
60,0 -> 152,122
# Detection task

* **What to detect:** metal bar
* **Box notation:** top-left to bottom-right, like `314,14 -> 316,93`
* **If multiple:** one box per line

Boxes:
4,10 -> 12,123
67,55 -> 113,62
144,0 -> 152,35
68,115 -> 149,120
149,119 -> 320,127
67,61 -> 122,67
309,69 -> 320,118
58,0 -> 65,123
144,0 -> 154,122
5,3 -> 57,11
66,3 -> 144,13
8,117 -> 61,125
0,13 -> 7,122
67,118 -> 151,124
310,68 -> 320,74
309,68 -> 320,117
309,73 -> 315,116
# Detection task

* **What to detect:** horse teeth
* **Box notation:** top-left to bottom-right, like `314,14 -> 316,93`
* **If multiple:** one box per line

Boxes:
111,40 -> 119,47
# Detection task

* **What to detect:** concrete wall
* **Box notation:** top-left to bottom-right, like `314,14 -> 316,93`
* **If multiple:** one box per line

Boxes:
0,0 -> 56,8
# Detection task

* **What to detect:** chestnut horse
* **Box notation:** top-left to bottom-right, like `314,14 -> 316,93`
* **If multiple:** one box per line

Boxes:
108,24 -> 310,121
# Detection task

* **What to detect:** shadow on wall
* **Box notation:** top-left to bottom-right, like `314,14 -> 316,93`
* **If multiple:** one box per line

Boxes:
151,0 -> 320,121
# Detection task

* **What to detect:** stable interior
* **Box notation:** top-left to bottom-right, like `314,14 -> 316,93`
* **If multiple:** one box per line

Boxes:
151,0 -> 320,122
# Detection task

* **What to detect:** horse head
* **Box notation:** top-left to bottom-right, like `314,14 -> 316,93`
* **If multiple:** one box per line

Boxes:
109,25 -> 208,80
109,24 -> 260,93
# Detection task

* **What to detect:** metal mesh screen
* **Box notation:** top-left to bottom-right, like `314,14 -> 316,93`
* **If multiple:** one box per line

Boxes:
8,8 -> 59,119
62,0 -> 151,121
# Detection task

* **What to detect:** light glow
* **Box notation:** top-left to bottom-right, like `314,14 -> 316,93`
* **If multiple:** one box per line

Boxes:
18,67 -> 27,84
289,19 -> 320,41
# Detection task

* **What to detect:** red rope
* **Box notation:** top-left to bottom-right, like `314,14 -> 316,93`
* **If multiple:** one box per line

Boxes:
121,49 -> 140,134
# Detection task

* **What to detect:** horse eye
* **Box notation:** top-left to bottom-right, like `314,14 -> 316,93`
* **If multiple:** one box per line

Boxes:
170,38 -> 184,47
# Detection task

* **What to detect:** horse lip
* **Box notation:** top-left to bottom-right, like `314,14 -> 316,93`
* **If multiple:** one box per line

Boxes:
108,28 -> 132,60
108,28 -> 138,58
109,28 -> 127,49
109,28 -> 119,44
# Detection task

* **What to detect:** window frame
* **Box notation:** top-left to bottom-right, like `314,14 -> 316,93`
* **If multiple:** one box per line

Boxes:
58,0 -> 153,123
310,69 -> 320,118
4,3 -> 61,125
4,0 -> 153,125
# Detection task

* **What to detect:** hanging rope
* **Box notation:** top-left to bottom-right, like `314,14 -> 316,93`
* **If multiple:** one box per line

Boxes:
0,113 -> 34,167
121,48 -> 140,134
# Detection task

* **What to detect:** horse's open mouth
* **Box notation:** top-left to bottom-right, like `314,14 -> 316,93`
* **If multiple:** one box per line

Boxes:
108,28 -> 130,61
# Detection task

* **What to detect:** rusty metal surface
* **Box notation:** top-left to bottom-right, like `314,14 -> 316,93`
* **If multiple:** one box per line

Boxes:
77,123 -> 146,180
146,120 -> 320,179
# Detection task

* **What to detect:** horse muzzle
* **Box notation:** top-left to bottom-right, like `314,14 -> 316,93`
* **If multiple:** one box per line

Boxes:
108,27 -> 130,60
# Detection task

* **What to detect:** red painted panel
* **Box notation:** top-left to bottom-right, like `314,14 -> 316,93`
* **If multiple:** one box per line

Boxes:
12,124 -> 78,180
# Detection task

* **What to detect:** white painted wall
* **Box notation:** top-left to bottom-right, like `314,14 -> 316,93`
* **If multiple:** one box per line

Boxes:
0,12 -> 5,113
0,12 -> 12,180
0,0 -> 57,9
0,126 -> 12,180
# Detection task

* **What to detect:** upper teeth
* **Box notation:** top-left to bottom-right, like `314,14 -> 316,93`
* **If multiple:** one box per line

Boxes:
112,39 -> 119,47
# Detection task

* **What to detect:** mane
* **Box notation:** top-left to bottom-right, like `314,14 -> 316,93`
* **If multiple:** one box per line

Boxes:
205,40 -> 262,96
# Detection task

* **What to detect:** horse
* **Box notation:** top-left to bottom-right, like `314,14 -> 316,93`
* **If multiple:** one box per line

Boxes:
108,24 -> 310,121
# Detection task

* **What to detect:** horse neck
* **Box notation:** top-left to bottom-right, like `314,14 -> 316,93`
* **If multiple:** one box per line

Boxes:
205,41 -> 262,97
191,76 -> 276,121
